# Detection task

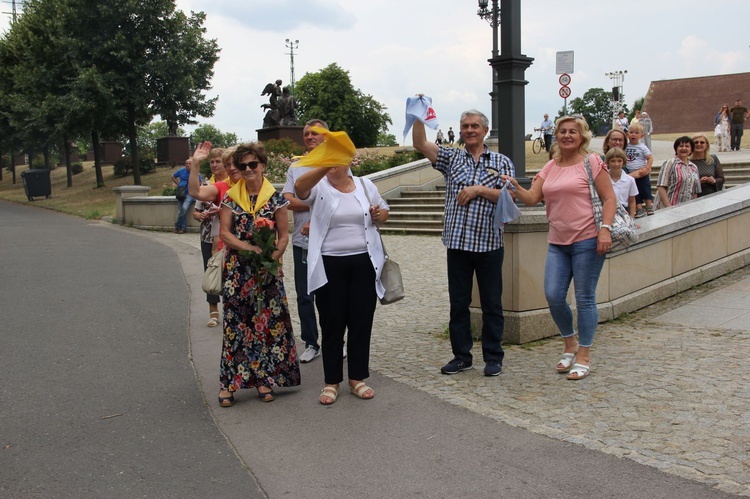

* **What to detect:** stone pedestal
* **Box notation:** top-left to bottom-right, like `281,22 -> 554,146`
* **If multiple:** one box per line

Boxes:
112,185 -> 151,224
156,136 -> 190,166
257,126 -> 304,148
12,153 -> 26,167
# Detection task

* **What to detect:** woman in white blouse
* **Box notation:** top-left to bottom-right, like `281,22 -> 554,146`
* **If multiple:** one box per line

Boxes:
295,164 -> 389,405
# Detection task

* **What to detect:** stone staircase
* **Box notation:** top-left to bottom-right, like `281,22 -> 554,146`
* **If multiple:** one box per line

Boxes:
381,160 -> 750,235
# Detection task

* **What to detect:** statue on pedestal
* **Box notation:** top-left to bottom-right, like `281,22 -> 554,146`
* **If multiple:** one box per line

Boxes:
261,80 -> 298,128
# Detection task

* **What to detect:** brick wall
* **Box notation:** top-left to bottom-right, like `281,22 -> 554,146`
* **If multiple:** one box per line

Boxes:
642,72 -> 750,134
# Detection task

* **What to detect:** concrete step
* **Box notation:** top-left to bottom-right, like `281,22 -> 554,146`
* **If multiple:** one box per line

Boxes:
388,198 -> 446,206
387,211 -> 444,221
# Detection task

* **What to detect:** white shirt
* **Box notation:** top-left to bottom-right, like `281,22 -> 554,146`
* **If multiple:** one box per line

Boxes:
610,173 -> 638,206
301,175 -> 390,297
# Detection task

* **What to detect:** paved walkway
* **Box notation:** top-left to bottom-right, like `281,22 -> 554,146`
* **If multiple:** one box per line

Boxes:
154,219 -> 750,496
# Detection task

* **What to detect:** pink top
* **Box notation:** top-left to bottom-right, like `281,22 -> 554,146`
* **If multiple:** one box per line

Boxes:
538,153 -> 605,245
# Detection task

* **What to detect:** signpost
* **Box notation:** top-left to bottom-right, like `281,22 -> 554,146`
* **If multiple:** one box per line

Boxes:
558,71 -> 572,114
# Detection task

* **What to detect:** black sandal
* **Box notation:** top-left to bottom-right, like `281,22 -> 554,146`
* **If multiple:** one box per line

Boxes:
257,388 -> 275,402
218,391 -> 235,407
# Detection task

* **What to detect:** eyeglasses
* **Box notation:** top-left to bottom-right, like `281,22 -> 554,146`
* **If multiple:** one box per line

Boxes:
694,141 -> 706,145
236,161 -> 260,171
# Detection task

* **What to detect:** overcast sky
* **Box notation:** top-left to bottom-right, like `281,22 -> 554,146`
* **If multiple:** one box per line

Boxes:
3,0 -> 749,145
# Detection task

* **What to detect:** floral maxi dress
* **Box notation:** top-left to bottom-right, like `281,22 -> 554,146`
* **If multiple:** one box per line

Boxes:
220,192 -> 301,392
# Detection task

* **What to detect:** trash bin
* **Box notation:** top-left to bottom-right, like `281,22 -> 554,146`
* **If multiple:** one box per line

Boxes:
20,169 -> 52,201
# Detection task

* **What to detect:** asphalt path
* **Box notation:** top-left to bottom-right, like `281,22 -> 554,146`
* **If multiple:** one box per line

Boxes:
0,200 -> 729,498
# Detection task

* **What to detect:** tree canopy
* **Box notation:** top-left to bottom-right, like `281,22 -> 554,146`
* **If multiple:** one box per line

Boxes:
0,0 -> 219,186
295,63 -> 392,148
557,87 -> 629,136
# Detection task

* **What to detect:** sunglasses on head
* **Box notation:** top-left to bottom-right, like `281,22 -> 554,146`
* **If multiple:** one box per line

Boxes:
236,161 -> 260,171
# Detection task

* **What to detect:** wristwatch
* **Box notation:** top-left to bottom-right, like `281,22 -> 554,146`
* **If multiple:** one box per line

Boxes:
600,224 -> 612,231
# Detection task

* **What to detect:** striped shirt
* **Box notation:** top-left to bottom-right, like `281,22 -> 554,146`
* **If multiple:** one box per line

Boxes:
433,145 -> 515,252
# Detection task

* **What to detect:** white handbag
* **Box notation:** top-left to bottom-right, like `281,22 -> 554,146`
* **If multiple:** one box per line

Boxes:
201,247 -> 225,295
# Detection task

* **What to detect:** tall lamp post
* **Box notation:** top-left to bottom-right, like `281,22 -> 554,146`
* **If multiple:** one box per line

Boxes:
477,0 -> 534,186
605,70 -> 627,129
285,38 -> 299,97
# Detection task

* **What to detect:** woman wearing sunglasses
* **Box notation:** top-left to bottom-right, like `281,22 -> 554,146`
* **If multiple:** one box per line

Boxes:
691,134 -> 724,197
193,141 -> 300,407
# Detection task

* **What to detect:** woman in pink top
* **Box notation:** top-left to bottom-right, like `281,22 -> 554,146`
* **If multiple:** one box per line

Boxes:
503,116 -> 617,380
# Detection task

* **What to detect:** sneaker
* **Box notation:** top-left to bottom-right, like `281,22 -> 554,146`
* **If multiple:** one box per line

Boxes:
484,362 -> 502,376
635,208 -> 647,219
646,206 -> 654,216
440,359 -> 473,375
299,345 -> 320,363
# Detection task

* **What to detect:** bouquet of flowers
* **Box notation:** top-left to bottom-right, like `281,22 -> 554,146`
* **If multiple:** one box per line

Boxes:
240,217 -> 281,277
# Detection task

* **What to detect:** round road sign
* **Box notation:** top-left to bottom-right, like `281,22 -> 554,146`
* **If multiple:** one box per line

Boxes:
559,86 -> 571,99
559,73 -> 571,86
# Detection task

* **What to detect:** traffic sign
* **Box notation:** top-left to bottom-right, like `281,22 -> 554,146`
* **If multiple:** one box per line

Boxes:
559,87 -> 571,99
559,73 -> 571,86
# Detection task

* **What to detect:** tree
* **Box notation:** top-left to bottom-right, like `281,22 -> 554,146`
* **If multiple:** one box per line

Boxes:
296,63 -> 392,148
192,124 -> 238,148
630,96 -> 645,120
565,87 -> 629,136
376,132 -> 398,147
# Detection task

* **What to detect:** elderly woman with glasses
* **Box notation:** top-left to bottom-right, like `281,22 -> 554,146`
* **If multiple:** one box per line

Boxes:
193,141 -> 300,408
601,128 -> 628,160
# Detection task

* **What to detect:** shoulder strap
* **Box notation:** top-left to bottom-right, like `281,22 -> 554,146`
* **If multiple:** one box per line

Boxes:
358,178 -> 389,257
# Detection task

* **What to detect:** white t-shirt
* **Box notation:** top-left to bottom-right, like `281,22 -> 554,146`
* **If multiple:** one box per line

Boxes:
625,142 -> 652,172
610,173 -> 638,207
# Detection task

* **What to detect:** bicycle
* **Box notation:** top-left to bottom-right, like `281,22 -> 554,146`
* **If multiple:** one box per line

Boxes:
532,128 -> 546,154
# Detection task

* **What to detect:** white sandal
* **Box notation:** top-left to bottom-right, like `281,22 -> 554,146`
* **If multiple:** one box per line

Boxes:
207,312 -> 220,327
556,353 -> 576,373
566,363 -> 590,380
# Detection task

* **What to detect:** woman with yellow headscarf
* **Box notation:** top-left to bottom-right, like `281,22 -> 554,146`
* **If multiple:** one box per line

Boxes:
194,141 -> 301,407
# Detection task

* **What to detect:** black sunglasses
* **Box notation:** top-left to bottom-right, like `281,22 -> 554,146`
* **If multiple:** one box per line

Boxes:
236,161 -> 260,171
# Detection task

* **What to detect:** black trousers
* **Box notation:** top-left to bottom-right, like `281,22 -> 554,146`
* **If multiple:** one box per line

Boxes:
315,253 -> 377,384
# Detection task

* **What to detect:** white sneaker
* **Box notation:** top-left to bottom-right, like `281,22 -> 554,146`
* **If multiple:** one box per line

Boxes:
300,345 -> 320,363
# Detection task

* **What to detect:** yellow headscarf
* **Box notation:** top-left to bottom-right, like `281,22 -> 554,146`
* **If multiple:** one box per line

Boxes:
226,177 -> 276,216
292,126 -> 356,167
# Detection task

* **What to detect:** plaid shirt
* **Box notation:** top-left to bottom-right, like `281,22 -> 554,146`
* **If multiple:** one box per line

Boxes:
434,145 -> 515,252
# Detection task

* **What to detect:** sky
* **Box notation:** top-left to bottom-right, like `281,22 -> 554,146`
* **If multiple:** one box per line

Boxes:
2,0 -> 749,146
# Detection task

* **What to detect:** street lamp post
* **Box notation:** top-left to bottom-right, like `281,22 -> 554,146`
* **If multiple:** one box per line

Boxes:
285,38 -> 299,97
477,0 -> 500,139
477,0 -> 534,186
605,70 -> 627,129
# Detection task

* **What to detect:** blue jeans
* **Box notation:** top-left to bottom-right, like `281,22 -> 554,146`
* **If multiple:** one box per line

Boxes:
292,245 -> 319,349
446,248 -> 505,365
175,194 -> 194,230
544,237 -> 605,347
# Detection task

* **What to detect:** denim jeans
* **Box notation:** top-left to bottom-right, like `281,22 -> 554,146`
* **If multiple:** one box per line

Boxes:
544,237 -> 605,347
175,194 -> 194,230
446,248 -> 505,365
292,245 -> 319,349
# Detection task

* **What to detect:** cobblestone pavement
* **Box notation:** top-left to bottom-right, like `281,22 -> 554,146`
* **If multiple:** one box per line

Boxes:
157,228 -> 750,496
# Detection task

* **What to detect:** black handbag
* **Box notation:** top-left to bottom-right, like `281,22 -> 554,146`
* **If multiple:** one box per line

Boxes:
175,186 -> 187,200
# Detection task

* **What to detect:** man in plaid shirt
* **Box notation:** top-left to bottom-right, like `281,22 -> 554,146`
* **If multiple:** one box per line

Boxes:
412,109 -> 515,377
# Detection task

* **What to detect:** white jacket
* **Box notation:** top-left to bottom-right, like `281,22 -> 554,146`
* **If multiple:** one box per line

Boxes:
302,175 -> 389,297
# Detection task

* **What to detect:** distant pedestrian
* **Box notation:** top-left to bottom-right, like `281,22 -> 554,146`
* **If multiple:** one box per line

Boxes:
630,109 -> 641,126
540,113 -> 554,152
729,99 -> 748,151
639,112 -> 653,150
447,127 -> 455,145
615,111 -> 629,132
171,159 -> 201,234
715,105 -> 731,152
436,129 -> 444,145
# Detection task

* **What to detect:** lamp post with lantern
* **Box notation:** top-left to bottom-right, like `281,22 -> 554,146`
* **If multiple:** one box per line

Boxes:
476,0 -> 534,185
